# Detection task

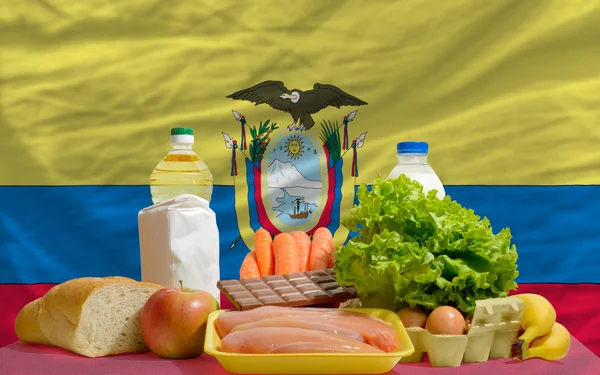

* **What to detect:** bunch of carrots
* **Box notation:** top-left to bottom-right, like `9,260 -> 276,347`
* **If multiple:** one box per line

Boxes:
240,227 -> 336,279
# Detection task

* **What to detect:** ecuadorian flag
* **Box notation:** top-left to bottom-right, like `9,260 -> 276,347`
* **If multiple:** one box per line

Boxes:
1,0 -> 599,357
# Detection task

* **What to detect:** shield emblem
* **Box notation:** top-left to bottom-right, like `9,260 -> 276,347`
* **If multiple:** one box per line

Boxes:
225,117 -> 365,251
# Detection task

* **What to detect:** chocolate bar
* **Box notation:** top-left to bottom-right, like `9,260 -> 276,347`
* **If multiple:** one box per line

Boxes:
217,268 -> 357,311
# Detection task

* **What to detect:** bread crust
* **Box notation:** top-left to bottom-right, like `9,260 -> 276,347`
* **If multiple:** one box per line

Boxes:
14,298 -> 54,347
15,276 -> 162,357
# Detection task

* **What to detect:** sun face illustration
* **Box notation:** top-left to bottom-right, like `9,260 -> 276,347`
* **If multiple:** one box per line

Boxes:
285,135 -> 304,160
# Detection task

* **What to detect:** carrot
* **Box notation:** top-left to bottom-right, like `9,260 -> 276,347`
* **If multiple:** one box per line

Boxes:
309,227 -> 334,271
254,228 -> 274,276
273,233 -> 300,275
291,231 -> 311,272
240,251 -> 260,279
328,240 -> 336,268
312,227 -> 333,242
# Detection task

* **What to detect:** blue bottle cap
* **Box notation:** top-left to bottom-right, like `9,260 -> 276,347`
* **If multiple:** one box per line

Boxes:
397,141 -> 428,155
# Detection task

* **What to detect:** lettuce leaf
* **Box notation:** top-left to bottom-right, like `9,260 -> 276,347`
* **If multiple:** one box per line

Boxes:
334,175 -> 519,314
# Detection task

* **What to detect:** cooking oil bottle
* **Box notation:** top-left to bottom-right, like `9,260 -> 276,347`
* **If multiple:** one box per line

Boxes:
150,127 -> 213,205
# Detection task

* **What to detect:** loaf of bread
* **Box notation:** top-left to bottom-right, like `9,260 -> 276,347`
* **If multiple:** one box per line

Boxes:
15,276 -> 162,357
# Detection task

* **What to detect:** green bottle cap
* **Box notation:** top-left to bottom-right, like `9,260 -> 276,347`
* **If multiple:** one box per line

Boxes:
170,128 -> 194,136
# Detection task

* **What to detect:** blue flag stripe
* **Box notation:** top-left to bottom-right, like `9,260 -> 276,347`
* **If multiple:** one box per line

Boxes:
0,185 -> 598,284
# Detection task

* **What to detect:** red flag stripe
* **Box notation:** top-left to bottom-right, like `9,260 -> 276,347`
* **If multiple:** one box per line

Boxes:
2,283 -> 599,356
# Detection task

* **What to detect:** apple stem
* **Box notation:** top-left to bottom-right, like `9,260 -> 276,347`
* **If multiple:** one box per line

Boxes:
179,280 -> 184,291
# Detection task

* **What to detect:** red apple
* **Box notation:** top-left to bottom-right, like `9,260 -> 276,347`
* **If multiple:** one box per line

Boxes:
140,280 -> 219,359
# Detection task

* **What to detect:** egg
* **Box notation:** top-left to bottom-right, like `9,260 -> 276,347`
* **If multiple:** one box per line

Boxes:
425,306 -> 467,335
397,307 -> 428,328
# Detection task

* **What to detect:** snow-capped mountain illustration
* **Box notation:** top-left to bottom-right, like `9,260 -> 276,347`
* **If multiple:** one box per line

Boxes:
268,160 -> 321,189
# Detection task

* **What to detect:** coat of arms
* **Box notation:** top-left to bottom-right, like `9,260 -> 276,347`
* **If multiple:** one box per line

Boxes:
222,81 -> 368,251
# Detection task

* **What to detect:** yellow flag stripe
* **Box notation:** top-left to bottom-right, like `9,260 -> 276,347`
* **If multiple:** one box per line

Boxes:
2,0 -> 600,186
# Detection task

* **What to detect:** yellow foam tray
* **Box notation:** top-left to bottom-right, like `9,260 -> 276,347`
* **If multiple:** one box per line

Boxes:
204,308 -> 415,375
400,296 -> 525,367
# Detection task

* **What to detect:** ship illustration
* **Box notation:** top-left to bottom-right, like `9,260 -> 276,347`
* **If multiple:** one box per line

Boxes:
289,198 -> 314,219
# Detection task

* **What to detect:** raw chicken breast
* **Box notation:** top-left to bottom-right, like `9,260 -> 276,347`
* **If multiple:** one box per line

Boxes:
231,317 -> 366,343
221,327 -> 384,354
216,306 -> 383,338
231,315 -> 398,352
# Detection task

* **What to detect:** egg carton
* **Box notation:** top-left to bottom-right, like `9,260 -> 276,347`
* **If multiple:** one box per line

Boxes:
399,296 -> 524,367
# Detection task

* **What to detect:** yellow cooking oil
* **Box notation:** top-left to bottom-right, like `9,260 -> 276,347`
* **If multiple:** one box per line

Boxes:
150,128 -> 213,205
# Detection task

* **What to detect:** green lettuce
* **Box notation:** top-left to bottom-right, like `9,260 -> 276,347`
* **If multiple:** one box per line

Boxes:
334,175 -> 519,315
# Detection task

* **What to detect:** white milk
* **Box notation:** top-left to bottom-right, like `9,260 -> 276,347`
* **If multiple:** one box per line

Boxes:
138,194 -> 220,303
387,141 -> 445,199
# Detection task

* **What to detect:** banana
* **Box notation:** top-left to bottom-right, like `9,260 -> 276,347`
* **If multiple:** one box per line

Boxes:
522,322 -> 571,361
511,293 -> 557,360
515,294 -> 556,344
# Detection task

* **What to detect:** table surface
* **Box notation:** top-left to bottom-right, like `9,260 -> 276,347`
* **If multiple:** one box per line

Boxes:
1,336 -> 598,375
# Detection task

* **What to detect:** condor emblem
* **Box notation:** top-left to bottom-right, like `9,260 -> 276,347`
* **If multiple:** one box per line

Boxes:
222,80 -> 368,251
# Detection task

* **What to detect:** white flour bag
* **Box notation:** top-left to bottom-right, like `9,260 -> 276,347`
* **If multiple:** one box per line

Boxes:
138,194 -> 220,303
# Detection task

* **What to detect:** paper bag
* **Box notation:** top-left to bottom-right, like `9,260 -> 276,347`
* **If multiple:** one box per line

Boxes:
138,194 -> 220,303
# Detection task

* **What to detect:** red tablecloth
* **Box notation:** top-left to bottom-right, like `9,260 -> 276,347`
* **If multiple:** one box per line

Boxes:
1,338 -> 598,375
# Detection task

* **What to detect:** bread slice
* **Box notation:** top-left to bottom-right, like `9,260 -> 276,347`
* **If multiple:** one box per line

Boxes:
15,276 -> 162,357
